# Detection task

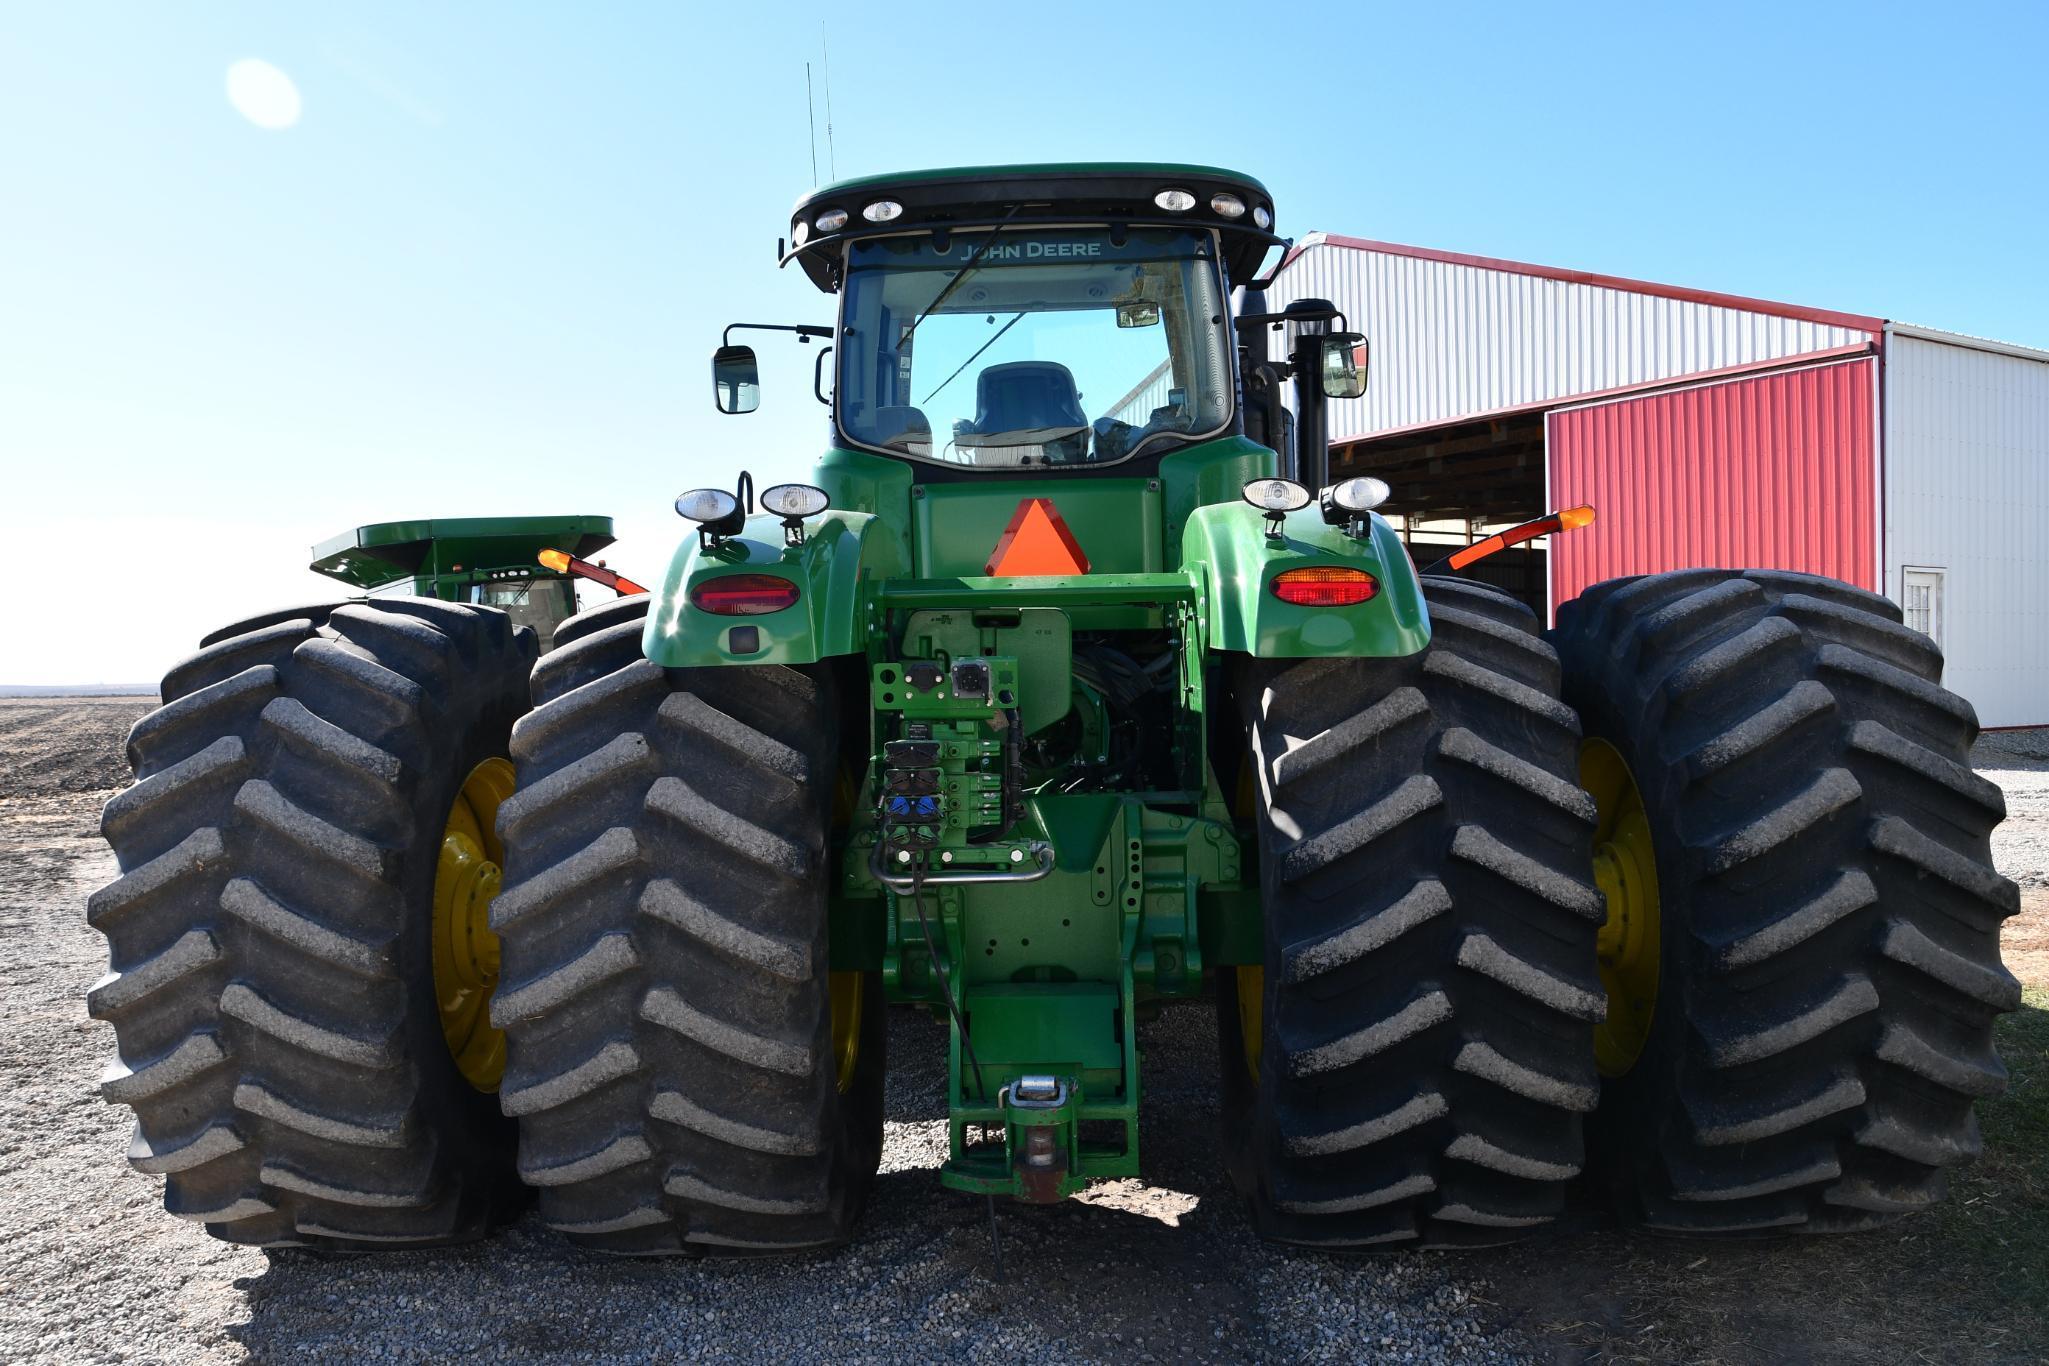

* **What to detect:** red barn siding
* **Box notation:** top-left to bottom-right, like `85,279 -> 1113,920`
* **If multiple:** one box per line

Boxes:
1547,358 -> 1877,612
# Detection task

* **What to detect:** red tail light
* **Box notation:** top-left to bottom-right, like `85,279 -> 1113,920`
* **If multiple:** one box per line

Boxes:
1271,566 -> 1379,607
689,574 -> 800,616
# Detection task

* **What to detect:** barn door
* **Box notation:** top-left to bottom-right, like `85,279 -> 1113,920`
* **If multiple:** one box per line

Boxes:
1545,357 -> 1879,616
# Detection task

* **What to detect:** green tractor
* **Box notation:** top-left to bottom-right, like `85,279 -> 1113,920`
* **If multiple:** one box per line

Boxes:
307,514 -> 633,652
91,165 -> 2018,1255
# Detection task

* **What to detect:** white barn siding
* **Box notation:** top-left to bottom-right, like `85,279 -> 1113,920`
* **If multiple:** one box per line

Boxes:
1260,236 -> 1874,440
1883,327 -> 2049,728
1104,360 -> 1173,426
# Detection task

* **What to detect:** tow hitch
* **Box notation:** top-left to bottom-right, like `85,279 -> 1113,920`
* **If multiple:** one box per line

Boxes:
1003,1076 -> 1080,1204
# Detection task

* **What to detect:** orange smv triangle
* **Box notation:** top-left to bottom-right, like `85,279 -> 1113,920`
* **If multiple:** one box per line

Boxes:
985,497 -> 1091,577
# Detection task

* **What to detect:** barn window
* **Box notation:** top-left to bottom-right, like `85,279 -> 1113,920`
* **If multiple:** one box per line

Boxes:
1902,567 -> 1946,647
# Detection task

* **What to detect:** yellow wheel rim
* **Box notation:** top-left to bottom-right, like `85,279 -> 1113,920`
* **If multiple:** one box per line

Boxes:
829,970 -> 862,1093
433,757 -> 513,1092
827,770 -> 865,1094
1582,738 -> 1663,1078
1236,965 -> 1264,1082
1232,760 -> 1264,1082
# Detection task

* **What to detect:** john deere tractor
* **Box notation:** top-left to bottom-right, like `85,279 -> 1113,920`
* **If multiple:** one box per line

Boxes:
91,165 -> 2018,1255
307,514 -> 627,651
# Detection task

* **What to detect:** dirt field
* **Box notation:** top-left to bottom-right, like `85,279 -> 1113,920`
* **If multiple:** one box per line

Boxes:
2,697 -> 2044,1363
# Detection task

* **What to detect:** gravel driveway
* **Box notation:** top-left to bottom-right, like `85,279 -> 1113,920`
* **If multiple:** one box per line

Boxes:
5,698 -> 2044,1363
0,701 -> 1520,1363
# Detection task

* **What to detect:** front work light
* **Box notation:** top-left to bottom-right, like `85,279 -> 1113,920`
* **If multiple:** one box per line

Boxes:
1153,188 -> 1196,212
1271,566 -> 1380,607
675,488 -> 740,525
675,486 -> 747,546
862,200 -> 904,223
690,573 -> 801,616
761,483 -> 829,518
815,207 -> 850,232
1320,476 -> 1392,539
1242,478 -> 1312,512
1243,477 -> 1313,537
1324,477 -> 1391,514
762,482 -> 829,546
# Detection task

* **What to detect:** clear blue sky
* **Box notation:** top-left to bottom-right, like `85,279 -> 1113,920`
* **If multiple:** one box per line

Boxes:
5,2 -> 2045,684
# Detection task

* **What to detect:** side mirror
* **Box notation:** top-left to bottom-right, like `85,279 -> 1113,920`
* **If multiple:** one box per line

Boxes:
712,345 -> 761,415
1319,333 -> 1368,400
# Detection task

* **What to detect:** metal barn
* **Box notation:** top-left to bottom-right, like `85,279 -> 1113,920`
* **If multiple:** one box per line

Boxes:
1256,234 -> 2049,728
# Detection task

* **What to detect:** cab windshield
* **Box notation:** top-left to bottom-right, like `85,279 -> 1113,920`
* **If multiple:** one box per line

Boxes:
837,227 -> 1232,469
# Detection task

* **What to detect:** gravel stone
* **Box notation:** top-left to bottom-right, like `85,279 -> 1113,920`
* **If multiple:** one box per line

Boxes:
1977,730 -> 2049,889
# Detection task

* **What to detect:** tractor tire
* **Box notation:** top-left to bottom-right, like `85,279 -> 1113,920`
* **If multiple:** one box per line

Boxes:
1223,576 -> 1605,1247
490,595 -> 885,1255
89,599 -> 535,1248
1553,569 -> 2021,1233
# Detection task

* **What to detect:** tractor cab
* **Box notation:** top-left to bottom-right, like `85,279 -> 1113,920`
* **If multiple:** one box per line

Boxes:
715,165 -> 1362,480
705,164 -> 1374,591
830,225 -> 1232,470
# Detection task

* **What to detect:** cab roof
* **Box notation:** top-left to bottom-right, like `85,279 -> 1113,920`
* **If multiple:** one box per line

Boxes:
783,162 -> 1278,292
309,515 -> 615,590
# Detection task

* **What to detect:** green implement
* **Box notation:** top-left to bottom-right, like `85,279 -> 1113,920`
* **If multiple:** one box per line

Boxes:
310,514 -> 617,651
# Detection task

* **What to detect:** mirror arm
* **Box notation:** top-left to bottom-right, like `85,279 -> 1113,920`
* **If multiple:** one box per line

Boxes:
721,322 -> 834,347
1239,237 -> 1299,292
1234,301 -> 1345,331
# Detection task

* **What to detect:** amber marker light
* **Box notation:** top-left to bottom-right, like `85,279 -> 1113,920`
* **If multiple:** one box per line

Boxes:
537,547 -> 649,596
1436,505 -> 1597,573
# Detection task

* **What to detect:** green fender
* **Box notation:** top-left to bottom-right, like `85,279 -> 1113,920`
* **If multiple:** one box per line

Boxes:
1177,502 -> 1431,658
641,509 -> 907,667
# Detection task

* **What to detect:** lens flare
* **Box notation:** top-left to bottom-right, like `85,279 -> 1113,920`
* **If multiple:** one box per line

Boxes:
226,59 -> 302,130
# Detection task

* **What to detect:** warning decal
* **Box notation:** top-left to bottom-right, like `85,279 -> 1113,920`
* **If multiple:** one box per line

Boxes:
984,498 -> 1092,577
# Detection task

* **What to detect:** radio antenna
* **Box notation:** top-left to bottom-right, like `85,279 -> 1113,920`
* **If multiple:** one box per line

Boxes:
804,62 -> 818,185
821,26 -> 837,181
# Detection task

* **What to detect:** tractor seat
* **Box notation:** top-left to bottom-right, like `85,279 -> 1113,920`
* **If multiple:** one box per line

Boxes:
866,405 -> 931,452
964,362 -> 1089,437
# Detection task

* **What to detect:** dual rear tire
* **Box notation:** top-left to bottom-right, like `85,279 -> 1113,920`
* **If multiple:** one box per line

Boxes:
90,600 -> 534,1248
1225,570 -> 2019,1243
1225,576 -> 1604,1247
485,595 -> 884,1254
1554,569 -> 2019,1232
93,567 -> 2017,1252
91,594 -> 881,1255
